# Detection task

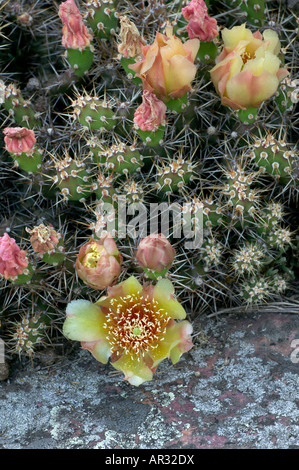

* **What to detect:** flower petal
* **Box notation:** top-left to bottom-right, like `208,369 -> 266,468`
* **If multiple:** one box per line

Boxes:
169,321 -> 193,364
262,29 -> 281,55
277,68 -> 289,81
210,47 -> 243,96
63,300 -> 105,341
143,48 -> 167,98
184,38 -> 200,61
225,69 -> 279,108
264,51 -> 281,76
111,354 -> 154,386
163,54 -> 197,98
81,339 -> 111,364
243,51 -> 280,76
221,24 -> 253,49
153,279 -> 186,319
96,276 -> 143,310
149,318 -> 176,367
112,275 -> 143,297
242,57 -> 265,76
149,319 -> 193,367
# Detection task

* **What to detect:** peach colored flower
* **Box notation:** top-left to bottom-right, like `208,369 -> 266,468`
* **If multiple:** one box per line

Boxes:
136,233 -> 175,273
59,0 -> 92,50
118,15 -> 145,59
182,0 -> 218,42
133,90 -> 167,131
63,276 -> 193,385
75,234 -> 122,290
0,233 -> 28,280
3,127 -> 36,155
26,224 -> 60,255
129,26 -> 200,101
210,24 -> 289,110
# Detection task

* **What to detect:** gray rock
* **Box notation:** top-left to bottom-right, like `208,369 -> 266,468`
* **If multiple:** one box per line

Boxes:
0,311 -> 298,449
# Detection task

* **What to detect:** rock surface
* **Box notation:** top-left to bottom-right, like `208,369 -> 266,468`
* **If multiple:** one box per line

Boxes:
0,310 -> 299,449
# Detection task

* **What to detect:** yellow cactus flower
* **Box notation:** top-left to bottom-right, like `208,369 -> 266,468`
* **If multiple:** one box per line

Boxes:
210,24 -> 288,110
63,276 -> 193,386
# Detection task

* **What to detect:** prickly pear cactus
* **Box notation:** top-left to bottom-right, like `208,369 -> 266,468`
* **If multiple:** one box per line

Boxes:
0,0 -> 298,383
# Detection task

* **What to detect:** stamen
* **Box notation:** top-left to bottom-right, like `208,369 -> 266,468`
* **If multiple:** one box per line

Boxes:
241,51 -> 254,65
103,293 -> 170,359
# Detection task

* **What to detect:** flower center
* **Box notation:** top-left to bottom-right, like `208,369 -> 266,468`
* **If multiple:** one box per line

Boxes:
36,226 -> 52,243
103,294 -> 171,360
241,51 -> 254,65
83,243 -> 104,268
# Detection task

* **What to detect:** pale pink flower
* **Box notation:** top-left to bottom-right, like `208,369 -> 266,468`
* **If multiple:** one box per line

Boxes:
134,90 -> 167,131
58,0 -> 92,50
0,233 -> 28,280
182,0 -> 218,42
210,24 -> 289,110
26,224 -> 60,255
3,127 -> 36,155
129,26 -> 199,101
136,233 -> 176,273
75,234 -> 122,290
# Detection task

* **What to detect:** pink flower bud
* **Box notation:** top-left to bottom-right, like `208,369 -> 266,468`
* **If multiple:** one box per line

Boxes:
3,127 -> 36,155
182,0 -> 218,42
134,90 -> 167,132
0,233 -> 28,280
26,224 -> 60,255
136,234 -> 175,273
58,0 -> 92,50
75,234 -> 122,290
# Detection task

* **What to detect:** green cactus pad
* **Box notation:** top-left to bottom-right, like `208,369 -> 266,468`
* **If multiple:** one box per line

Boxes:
136,125 -> 165,147
166,94 -> 188,113
10,149 -> 43,174
66,47 -> 94,77
84,0 -> 118,39
197,41 -> 218,64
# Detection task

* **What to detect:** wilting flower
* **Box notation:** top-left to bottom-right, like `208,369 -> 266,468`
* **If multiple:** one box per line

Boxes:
0,233 -> 28,280
134,90 -> 167,131
63,276 -> 193,385
75,234 -> 122,290
182,0 -> 218,42
118,15 -> 145,59
210,24 -> 289,110
3,127 -> 36,155
58,0 -> 92,50
129,26 -> 199,101
26,224 -> 60,255
136,233 -> 175,273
